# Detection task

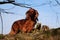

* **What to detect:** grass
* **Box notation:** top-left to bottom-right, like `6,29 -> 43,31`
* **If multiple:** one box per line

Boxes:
0,34 -> 4,39
0,28 -> 60,40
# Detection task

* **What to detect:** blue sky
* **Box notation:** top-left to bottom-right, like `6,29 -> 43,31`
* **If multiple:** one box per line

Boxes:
0,0 -> 60,34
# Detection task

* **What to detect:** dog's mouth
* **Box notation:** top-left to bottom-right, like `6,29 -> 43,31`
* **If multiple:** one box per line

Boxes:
36,18 -> 38,21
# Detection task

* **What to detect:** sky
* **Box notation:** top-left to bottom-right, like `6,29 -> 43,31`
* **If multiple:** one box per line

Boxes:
0,0 -> 60,34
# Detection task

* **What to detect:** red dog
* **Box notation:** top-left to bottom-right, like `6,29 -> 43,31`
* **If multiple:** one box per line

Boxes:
9,8 -> 39,35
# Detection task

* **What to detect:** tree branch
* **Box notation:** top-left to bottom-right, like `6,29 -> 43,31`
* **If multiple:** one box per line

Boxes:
0,1 -> 31,8
11,2 -> 31,8
55,0 -> 60,5
0,1 -> 14,4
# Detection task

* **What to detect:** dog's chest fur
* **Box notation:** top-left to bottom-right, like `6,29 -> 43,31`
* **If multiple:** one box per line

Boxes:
15,19 -> 35,30
17,19 -> 35,27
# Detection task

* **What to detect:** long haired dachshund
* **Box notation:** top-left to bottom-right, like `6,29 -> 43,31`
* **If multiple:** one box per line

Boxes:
9,8 -> 39,35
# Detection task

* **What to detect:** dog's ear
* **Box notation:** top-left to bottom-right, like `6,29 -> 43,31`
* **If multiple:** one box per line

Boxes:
34,10 -> 39,21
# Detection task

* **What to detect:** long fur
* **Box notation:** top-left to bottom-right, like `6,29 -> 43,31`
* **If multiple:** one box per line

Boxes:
9,8 -> 39,35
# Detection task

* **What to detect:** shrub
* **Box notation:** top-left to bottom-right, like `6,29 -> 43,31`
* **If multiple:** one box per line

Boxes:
0,34 -> 4,39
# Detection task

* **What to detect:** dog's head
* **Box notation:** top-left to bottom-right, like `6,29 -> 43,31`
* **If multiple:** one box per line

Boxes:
26,8 -> 39,21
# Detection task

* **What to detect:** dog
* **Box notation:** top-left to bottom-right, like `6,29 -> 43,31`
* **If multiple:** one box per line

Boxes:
9,8 -> 39,35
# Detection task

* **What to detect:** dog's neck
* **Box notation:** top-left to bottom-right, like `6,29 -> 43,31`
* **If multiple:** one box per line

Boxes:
25,18 -> 37,23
